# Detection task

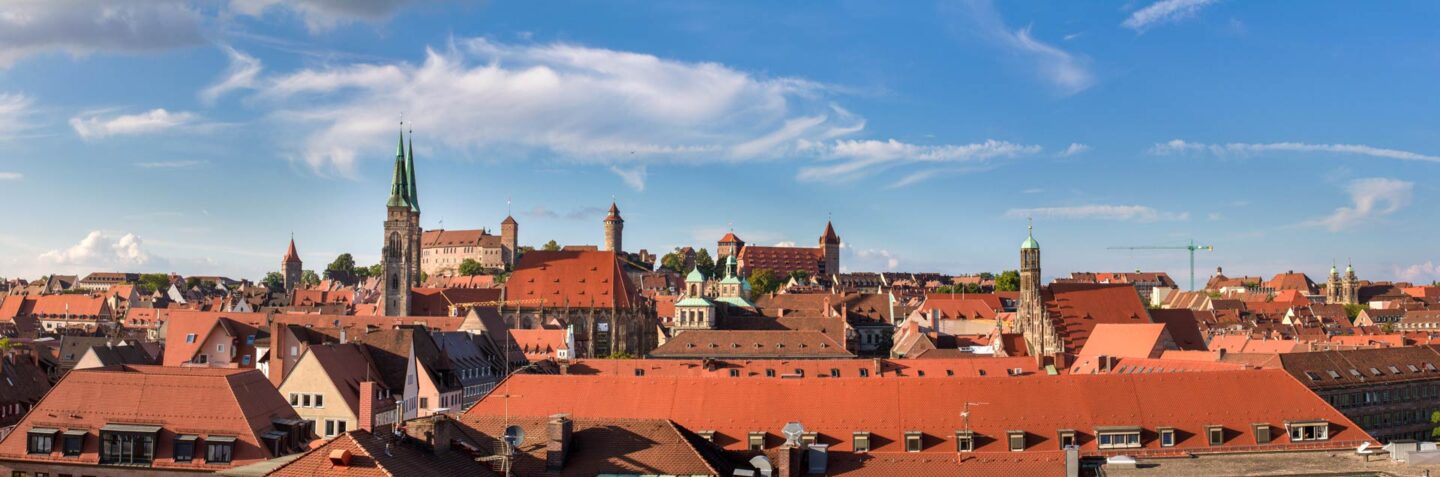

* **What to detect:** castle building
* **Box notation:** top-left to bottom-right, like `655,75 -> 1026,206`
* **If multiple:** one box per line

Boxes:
383,129 -> 423,316
419,219 -> 518,277
282,237 -> 302,293
732,221 -> 842,283
604,201 -> 624,253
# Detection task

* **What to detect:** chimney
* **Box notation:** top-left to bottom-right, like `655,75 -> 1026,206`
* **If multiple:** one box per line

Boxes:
546,414 -> 573,471
429,414 -> 454,454
340,328 -> 348,344
872,358 -> 883,377
775,444 -> 801,477
328,449 -> 353,467
358,381 -> 377,432
1100,355 -> 1111,373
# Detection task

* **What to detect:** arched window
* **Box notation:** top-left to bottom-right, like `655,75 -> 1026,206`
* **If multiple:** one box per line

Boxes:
390,273 -> 399,290
388,232 -> 402,259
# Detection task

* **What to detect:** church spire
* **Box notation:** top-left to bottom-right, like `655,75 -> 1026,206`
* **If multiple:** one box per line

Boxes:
406,128 -> 419,213
387,127 -> 411,209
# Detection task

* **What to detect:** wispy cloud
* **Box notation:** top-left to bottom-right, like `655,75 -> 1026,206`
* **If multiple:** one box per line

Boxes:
1150,139 -> 1440,162
523,206 -> 607,221
136,160 -> 206,169
796,138 -> 1042,185
1395,261 -> 1440,284
1058,143 -> 1090,157
0,0 -> 205,68
609,165 -> 648,192
70,108 -> 197,140
0,93 -> 36,140
200,46 -> 262,104
0,172 -> 21,181
246,39 -> 860,177
1307,178 -> 1413,231
1005,204 -> 1189,221
1124,0 -> 1220,32
949,0 -> 1095,94
229,0 -> 418,33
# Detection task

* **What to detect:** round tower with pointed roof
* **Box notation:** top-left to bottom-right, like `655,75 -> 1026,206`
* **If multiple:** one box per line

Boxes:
282,237 -> 302,293
604,201 -> 623,253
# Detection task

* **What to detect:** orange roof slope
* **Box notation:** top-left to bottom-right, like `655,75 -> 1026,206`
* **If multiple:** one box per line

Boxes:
738,245 -> 822,277
0,366 -> 303,469
1076,323 -> 1170,359
649,330 -> 852,359
1043,283 -> 1152,354
505,251 -> 635,309
468,370 -> 1367,455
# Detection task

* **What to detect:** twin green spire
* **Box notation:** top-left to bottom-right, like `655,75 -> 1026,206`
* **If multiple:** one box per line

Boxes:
387,126 -> 421,212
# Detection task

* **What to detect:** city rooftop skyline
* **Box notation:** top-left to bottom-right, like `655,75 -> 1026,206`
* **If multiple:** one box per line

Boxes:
0,1 -> 1437,283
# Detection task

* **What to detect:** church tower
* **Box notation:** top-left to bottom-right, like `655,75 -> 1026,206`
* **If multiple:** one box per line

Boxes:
1015,222 -> 1055,358
604,201 -> 623,253
819,221 -> 841,279
501,214 -> 518,270
1342,261 -> 1359,305
281,237 -> 302,293
383,128 -> 421,316
1325,263 -> 1342,304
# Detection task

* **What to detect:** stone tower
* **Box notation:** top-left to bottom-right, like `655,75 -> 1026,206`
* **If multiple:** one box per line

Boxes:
1342,261 -> 1359,305
604,201 -> 623,253
1325,263 -> 1342,304
383,128 -> 422,316
1015,222 -> 1056,358
500,214 -> 518,270
819,221 -> 841,279
282,237 -> 302,293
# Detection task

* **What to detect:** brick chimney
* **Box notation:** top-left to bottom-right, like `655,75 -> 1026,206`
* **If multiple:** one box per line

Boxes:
268,322 -> 286,387
359,381 -> 377,432
776,444 -> 803,477
546,414 -> 573,472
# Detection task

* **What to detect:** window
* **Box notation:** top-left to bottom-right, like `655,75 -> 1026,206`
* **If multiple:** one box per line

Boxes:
765,369 -> 776,378
100,431 -> 155,465
1096,428 -> 1141,449
241,356 -> 251,366
27,429 -> 55,455
904,431 -> 923,452
830,368 -> 840,378
1327,370 -> 1341,379
748,432 -> 766,451
633,368 -> 645,377
1253,423 -> 1271,444
289,393 -> 299,406
1288,422 -> 1329,441
1206,426 -> 1224,446
205,441 -> 233,464
859,368 -> 869,377
174,436 -> 196,462
1303,371 -> 1321,381
1058,429 -> 1077,448
325,420 -> 335,437
216,343 -> 226,353
301,394 -> 311,408
1007,431 -> 1026,452
801,432 -> 817,447
185,334 -> 196,344
62,432 -> 83,457
697,430 -> 716,442
955,431 -> 974,452
419,397 -> 429,409
729,369 -> 740,377
1158,428 -> 1176,447
314,394 -> 323,408
246,335 -> 256,345
852,432 -> 870,453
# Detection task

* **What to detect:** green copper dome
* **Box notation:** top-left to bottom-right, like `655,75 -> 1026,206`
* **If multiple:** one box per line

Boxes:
686,267 -> 705,283
1020,222 -> 1039,250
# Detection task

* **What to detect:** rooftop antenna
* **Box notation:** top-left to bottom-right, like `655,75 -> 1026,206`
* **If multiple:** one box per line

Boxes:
507,196 -> 512,216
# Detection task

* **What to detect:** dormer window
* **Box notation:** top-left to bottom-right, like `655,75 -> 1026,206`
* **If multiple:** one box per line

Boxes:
955,430 -> 974,452
748,432 -> 766,451
904,431 -> 923,452
1096,427 -> 1141,449
1286,421 -> 1329,441
26,427 -> 58,455
1007,431 -> 1026,452
852,432 -> 871,453
206,436 -> 237,464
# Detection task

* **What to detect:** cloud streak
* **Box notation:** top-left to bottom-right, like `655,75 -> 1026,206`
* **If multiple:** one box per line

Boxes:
0,172 -> 21,181
229,0 -> 418,32
0,0 -> 205,68
200,46 -> 263,104
1124,0 -> 1220,32
1005,204 -> 1189,221
1150,139 -> 1440,162
1308,178 -> 1412,231
951,0 -> 1095,94
0,93 -> 35,140
70,109 -> 198,140
797,138 -> 1042,185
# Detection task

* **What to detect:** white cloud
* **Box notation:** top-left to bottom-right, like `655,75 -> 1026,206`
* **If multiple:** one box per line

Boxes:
852,248 -> 901,271
609,165 -> 648,192
248,39 -> 856,177
0,172 -> 21,181
1150,139 -> 1440,162
954,1 -> 1095,94
796,138 -> 1042,184
1308,178 -> 1413,231
0,93 -> 36,140
136,160 -> 206,169
200,46 -> 263,104
1058,143 -> 1090,157
522,206 -> 606,221
1394,261 -> 1440,284
70,109 -> 197,140
0,0 -> 205,68
229,0 -> 416,32
38,231 -> 161,270
1005,205 -> 1189,221
1124,0 -> 1220,32
772,241 -> 798,248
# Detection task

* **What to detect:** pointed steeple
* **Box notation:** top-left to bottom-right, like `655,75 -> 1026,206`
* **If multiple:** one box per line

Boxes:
283,237 -> 302,264
607,200 -> 621,219
387,127 -> 411,209
406,129 -> 419,213
820,221 -> 841,245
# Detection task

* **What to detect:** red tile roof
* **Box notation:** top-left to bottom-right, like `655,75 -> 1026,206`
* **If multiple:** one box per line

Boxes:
562,357 -> 1040,378
284,238 -> 302,264
266,430 -> 490,477
162,310 -> 267,367
408,287 -> 502,316
467,369 -> 1369,455
0,366 -> 304,469
738,245 -> 822,278
920,293 -> 1005,320
718,232 -> 742,244
1148,309 -> 1211,350
509,328 -> 567,362
421,228 -> 501,248
820,221 -> 841,244
505,251 -> 635,309
1075,323 -> 1170,359
1042,283 -> 1152,354
649,330 -> 852,359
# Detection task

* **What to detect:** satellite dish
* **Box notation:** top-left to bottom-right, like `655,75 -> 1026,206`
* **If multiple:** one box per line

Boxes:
502,425 -> 525,452
781,422 -> 805,446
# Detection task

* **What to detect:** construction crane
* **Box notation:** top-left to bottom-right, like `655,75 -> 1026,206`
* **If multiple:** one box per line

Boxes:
1106,239 -> 1214,291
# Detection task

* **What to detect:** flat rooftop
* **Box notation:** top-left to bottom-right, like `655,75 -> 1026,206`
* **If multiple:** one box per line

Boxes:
1104,450 -> 1440,476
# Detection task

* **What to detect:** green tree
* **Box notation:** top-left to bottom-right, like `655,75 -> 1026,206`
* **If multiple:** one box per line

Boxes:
1432,411 -> 1440,441
994,270 -> 1021,292
458,258 -> 486,276
748,269 -> 782,296
978,272 -> 995,280
261,272 -> 285,291
542,240 -> 561,251
136,273 -> 172,294
788,270 -> 810,283
360,264 -> 383,279
301,270 -> 320,286
0,337 -> 15,352
659,248 -> 687,273
185,277 -> 202,289
694,248 -> 715,277
604,351 -> 637,359
1343,303 -> 1369,321
324,253 -> 358,285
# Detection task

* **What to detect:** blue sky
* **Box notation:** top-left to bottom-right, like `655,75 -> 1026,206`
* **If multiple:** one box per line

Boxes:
0,0 -> 1437,285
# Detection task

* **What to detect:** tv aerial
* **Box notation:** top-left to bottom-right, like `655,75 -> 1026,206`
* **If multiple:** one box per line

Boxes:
782,422 -> 806,447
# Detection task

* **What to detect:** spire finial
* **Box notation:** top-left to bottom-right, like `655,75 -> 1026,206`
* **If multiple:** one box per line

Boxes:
507,195 -> 512,215
1027,217 -> 1033,236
